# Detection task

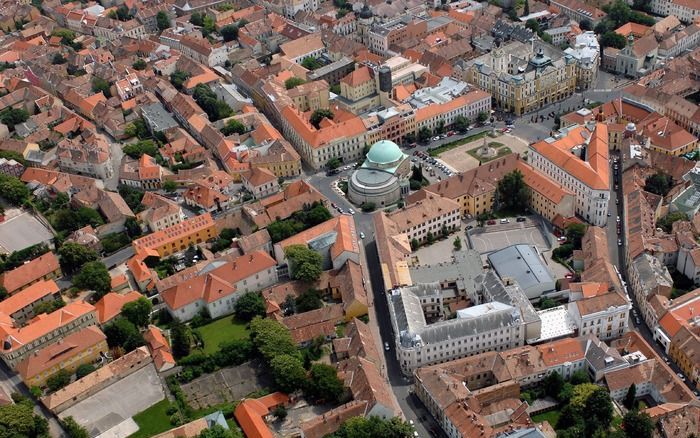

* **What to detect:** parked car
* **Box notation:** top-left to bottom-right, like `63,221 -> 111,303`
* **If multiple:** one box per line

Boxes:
487,220 -> 496,225
516,217 -> 526,222
348,208 -> 355,215
384,342 -> 390,351
500,218 -> 509,224
360,231 -> 365,239
677,373 -> 686,381
565,273 -> 574,279
618,238 -> 622,246
466,225 -> 473,230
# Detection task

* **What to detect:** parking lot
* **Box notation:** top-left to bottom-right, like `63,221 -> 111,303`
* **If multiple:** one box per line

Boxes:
468,219 -> 550,255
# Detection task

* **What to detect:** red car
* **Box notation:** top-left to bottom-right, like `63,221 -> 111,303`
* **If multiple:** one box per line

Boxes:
487,220 -> 496,225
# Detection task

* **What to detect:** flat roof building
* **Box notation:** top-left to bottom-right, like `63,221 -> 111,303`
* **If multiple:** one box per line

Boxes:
488,244 -> 556,299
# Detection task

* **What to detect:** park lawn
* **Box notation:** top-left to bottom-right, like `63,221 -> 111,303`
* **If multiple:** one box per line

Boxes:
129,399 -> 172,438
467,145 -> 512,163
531,409 -> 561,427
195,317 -> 250,355
428,131 -> 492,157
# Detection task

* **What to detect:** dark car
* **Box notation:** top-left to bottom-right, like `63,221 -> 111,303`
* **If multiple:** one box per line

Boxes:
516,217 -> 526,222
487,219 -> 496,225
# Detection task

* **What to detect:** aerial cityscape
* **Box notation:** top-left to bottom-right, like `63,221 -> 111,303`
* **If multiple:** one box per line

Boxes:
0,0 -> 698,437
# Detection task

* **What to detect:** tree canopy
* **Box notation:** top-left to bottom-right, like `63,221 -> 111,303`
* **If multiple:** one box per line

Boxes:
284,245 -> 323,282
305,363 -> 344,403
0,400 -> 48,438
621,409 -> 654,438
62,417 -> 89,438
193,84 -> 233,122
310,109 -> 334,129
219,25 -> 238,42
220,119 -> 246,136
0,107 -> 29,130
0,175 -> 30,205
644,171 -> 673,196
496,170 -> 528,213
267,203 -> 332,243
73,261 -> 111,298
295,289 -> 323,313
156,11 -> 171,31
170,70 -> 191,91
91,77 -> 112,98
104,317 -> 144,352
284,77 -> 306,90
327,416 -> 414,438
171,321 -> 192,358
250,316 -> 300,362
270,354 -> 307,393
121,297 -> 153,327
234,292 -> 266,321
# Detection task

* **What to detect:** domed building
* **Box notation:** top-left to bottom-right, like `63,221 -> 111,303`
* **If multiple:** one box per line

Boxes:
348,140 -> 411,206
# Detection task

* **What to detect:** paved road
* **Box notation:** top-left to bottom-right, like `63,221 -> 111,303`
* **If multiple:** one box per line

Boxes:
102,245 -> 135,269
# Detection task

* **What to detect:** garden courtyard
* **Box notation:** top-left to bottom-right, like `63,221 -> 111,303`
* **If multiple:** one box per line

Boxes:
436,133 -> 530,173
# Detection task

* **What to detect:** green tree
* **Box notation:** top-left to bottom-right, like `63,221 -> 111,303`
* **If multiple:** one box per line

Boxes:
310,109 -> 334,129
538,297 -> 557,310
0,401 -> 48,437
115,4 -> 131,21
170,321 -> 192,358
305,363 -> 344,403
0,107 -> 29,129
91,77 -> 111,98
0,175 -> 30,205
453,115 -> 469,133
580,18 -> 593,31
46,369 -> 71,392
525,19 -> 540,33
193,84 -> 233,122
170,70 -> 191,91
644,171 -> 673,196
657,211 -> 687,233
123,139 -> 159,158
623,383 -> 636,409
565,223 -> 588,249
250,317 -> 300,362
273,405 -> 287,420
453,236 -> 462,251
270,354 -> 307,393
32,299 -> 65,315
558,382 -> 575,403
121,297 -> 152,327
426,231 -> 435,244
52,53 -> 67,65
496,170 -> 528,213
328,416 -> 413,438
326,157 -> 342,170
522,0 -> 530,16
163,179 -> 177,193
569,370 -> 590,385
190,12 -> 204,26
0,286 -> 8,302
570,383 -> 599,408
132,59 -> 147,70
410,238 -> 419,251
234,291 -> 266,321
220,119 -> 247,135
197,425 -> 235,438
418,126 -> 432,143
284,77 -> 306,90
213,339 -> 253,367
75,364 -> 95,380
621,410 -> 654,438
156,11 -> 171,31
73,261 -> 111,298
285,244 -> 323,282
601,31 -> 627,49
434,120 -> 446,135
301,57 -> 322,70
543,371 -> 565,399
220,24 -> 238,42
584,387 -> 613,435
104,317 -> 144,351
477,111 -> 489,123
62,417 -> 89,438
295,289 -> 323,313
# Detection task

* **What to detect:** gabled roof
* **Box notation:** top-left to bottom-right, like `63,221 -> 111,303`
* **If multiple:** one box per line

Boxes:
0,252 -> 60,294
94,291 -> 142,325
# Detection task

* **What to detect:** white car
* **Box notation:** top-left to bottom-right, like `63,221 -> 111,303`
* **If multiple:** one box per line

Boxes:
360,231 -> 365,239
348,208 -> 355,215
384,342 -> 390,351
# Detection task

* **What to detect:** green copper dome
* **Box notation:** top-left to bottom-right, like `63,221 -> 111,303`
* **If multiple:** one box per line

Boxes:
366,140 -> 403,165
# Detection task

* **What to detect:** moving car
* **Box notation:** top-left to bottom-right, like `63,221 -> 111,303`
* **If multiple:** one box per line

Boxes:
384,342 -> 390,351
360,231 -> 365,239
618,238 -> 622,246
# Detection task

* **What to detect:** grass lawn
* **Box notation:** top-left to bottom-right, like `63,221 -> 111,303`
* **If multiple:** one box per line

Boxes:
531,409 -> 561,427
129,399 -> 172,438
428,131 -> 493,157
195,317 -> 250,355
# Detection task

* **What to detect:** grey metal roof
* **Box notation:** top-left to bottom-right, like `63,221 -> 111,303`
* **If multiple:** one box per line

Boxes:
488,244 -> 555,292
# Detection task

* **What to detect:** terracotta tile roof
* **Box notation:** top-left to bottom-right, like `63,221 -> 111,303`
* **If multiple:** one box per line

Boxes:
94,291 -> 142,325
517,161 -> 573,204
242,167 -> 277,187
152,418 -> 208,438
531,124 -> 609,190
279,33 -> 323,60
0,279 -> 59,317
280,106 -> 366,150
1,252 -> 60,294
340,66 -> 373,87
575,291 -> 628,316
16,326 -> 106,383
160,251 -> 276,310
537,337 -> 585,367
132,213 -> 215,253
0,301 -> 95,352
234,393 -> 288,438
415,90 -> 490,122
299,400 -> 368,438
277,215 -> 359,262
387,190 -> 459,232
